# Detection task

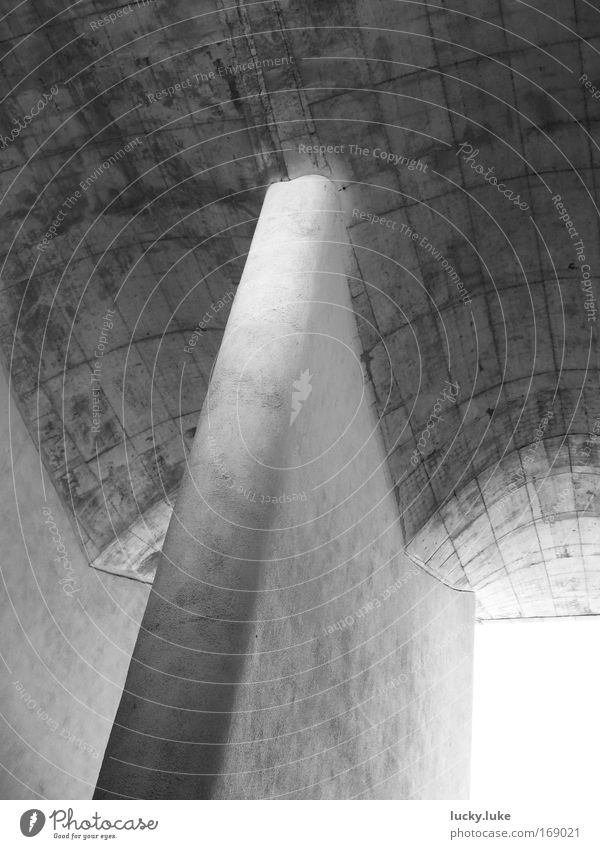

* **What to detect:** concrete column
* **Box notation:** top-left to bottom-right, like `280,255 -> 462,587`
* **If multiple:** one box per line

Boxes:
95,176 -> 474,800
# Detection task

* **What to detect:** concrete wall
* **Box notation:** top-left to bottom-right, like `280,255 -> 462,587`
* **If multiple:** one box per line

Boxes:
96,176 -> 474,800
0,363 -> 149,799
2,1 -> 596,621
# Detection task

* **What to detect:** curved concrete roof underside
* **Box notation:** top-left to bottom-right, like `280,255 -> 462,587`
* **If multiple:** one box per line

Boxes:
0,0 -> 598,619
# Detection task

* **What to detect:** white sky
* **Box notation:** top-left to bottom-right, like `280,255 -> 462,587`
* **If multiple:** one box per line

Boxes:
471,617 -> 600,803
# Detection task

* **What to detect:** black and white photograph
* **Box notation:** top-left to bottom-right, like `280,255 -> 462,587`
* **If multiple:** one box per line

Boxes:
0,0 -> 598,846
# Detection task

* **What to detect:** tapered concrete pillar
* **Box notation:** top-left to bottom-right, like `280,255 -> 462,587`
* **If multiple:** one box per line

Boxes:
95,176 -> 474,800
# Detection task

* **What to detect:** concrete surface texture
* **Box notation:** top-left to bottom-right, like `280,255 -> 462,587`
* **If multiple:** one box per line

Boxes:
0,361 -> 150,799
94,176 -> 475,800
0,1 -> 598,619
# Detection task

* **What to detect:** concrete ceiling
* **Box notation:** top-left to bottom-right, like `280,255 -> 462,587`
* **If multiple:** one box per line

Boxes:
1,0 -> 598,618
